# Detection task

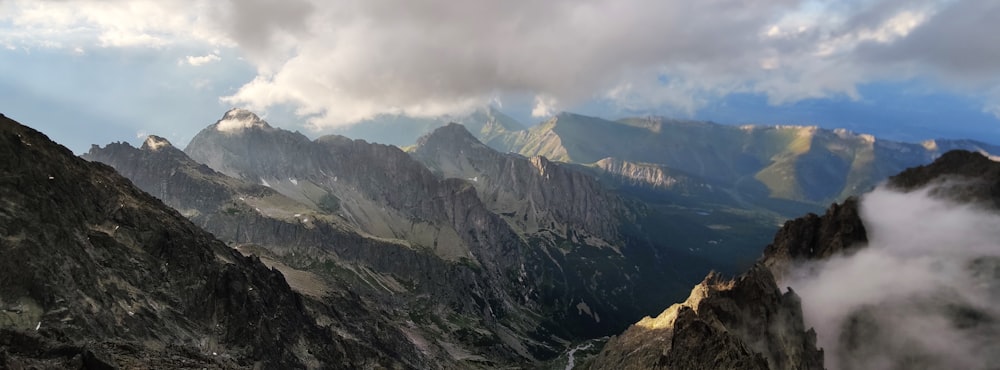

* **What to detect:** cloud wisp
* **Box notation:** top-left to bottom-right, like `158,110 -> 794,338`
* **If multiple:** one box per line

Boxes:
2,0 -> 1000,126
182,53 -> 221,67
786,185 -> 1000,370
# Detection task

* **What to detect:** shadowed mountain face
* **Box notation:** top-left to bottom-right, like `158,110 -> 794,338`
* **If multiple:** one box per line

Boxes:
0,114 -> 426,369
588,150 -> 1000,370
87,110 -> 769,365
409,122 -> 788,272
410,122 -> 632,243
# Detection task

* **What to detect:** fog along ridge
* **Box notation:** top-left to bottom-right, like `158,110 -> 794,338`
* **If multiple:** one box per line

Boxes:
586,150 -> 1000,370
786,151 -> 1000,370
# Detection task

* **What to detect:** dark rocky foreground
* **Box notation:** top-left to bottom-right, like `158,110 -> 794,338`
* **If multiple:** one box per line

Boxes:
0,114 -> 427,368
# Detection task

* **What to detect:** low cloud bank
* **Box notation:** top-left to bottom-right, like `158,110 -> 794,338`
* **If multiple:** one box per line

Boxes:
786,185 -> 1000,370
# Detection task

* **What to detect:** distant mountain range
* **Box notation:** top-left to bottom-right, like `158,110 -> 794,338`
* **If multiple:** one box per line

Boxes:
343,108 -> 1000,207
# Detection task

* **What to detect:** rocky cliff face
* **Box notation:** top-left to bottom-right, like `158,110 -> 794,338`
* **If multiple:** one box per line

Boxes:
410,123 -> 630,243
0,114 -> 426,369
592,158 -> 692,192
587,194 -> 864,369
586,215 -> 854,369
761,198 -> 868,280
588,266 -> 822,370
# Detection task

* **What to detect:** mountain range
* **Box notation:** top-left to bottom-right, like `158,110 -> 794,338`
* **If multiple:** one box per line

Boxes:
2,107 -> 999,368
83,109 -> 755,366
345,108 -> 1000,207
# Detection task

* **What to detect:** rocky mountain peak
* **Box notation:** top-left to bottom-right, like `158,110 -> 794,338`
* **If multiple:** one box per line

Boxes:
761,197 -> 868,280
140,135 -> 174,151
424,122 -> 477,141
215,108 -> 270,132
590,264 -> 823,370
414,122 -> 492,157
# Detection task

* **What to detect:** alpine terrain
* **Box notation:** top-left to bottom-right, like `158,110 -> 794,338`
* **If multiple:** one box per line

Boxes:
82,109 -> 776,366
3,107 -> 998,369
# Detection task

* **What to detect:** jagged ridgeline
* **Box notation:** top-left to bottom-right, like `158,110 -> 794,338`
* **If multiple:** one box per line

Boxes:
10,105 -> 996,368
0,114 -> 428,368
83,109 -> 767,366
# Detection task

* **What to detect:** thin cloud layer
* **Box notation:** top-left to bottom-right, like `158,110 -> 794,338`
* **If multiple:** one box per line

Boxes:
2,0 -> 998,126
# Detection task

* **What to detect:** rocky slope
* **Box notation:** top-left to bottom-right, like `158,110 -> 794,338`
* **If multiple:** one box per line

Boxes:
87,110 -> 753,365
0,113 -> 426,368
587,150 -> 1000,369
588,266 -> 823,370
410,123 -> 631,243
86,132 -> 553,365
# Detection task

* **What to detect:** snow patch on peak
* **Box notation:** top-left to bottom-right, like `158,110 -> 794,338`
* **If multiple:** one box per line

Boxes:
217,108 -> 267,132
143,135 -> 172,151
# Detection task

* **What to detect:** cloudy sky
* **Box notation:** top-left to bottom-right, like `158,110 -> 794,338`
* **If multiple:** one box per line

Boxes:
1,0 -> 999,153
